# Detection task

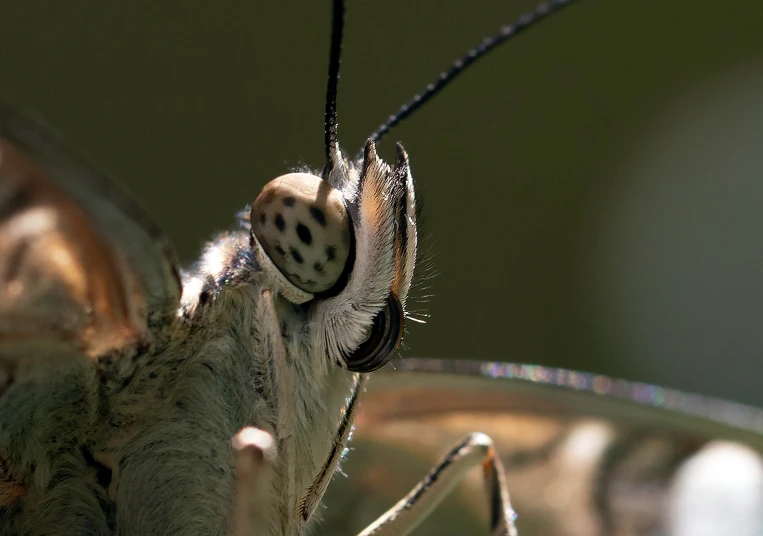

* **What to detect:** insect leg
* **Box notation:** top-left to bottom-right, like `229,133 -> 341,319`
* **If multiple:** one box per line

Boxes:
255,289 -> 299,534
256,289 -> 294,441
231,427 -> 277,536
300,373 -> 367,522
356,432 -> 517,536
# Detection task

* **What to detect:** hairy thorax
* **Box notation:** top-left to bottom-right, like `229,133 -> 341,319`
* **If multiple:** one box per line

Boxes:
93,237 -> 356,534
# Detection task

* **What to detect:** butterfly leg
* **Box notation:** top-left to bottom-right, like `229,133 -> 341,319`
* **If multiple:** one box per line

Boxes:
300,373 -> 367,522
231,427 -> 277,536
356,432 -> 518,536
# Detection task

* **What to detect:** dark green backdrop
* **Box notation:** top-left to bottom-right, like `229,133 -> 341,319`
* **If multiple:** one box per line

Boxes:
4,1 -> 763,404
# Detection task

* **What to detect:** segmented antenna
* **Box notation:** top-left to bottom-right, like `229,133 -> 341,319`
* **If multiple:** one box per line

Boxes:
361,0 -> 581,157
324,0 -> 345,164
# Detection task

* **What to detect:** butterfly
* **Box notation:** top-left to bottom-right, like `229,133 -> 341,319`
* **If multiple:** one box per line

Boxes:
2,0 -> 762,535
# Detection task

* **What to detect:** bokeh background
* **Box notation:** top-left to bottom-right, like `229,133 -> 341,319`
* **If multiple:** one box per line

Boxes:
3,0 -> 763,404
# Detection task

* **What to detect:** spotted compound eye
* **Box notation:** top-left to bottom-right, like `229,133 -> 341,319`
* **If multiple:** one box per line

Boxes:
251,173 -> 352,295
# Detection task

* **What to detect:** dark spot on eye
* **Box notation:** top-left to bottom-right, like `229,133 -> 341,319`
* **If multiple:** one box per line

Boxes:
296,223 -> 312,245
310,206 -> 327,227
175,400 -> 187,410
288,272 -> 307,284
290,248 -> 304,264
275,213 -> 286,231
283,196 -> 295,207
274,245 -> 286,256
259,213 -> 266,225
326,246 -> 336,262
314,262 -> 323,273
149,372 -> 157,379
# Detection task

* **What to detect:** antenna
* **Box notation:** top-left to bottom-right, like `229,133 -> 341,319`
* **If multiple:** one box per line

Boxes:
360,0 -> 581,159
324,0 -> 345,165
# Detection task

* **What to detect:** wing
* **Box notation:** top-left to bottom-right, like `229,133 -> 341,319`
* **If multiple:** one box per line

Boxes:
321,359 -> 763,536
0,103 -> 181,359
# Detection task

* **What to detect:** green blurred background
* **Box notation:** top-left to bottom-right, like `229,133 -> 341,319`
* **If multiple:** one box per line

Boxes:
3,1 -> 763,404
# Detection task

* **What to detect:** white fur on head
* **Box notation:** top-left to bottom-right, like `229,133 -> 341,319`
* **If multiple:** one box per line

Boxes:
312,141 -> 417,368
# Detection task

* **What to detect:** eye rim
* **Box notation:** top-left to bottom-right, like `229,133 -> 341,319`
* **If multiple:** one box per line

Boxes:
344,293 -> 404,373
312,208 -> 354,300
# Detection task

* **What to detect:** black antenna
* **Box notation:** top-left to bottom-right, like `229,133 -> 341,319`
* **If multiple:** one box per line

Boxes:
360,0 -> 581,158
324,0 -> 345,165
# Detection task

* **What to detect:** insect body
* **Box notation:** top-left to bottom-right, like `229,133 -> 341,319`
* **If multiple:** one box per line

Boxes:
1,0 -> 555,528
6,0 -> 759,535
0,89 -> 418,535
0,102 -> 387,536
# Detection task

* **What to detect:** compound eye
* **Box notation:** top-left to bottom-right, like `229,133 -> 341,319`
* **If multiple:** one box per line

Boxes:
344,294 -> 404,373
251,173 -> 352,295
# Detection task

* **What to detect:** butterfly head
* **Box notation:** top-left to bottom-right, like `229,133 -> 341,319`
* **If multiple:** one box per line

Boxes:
247,142 -> 411,374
